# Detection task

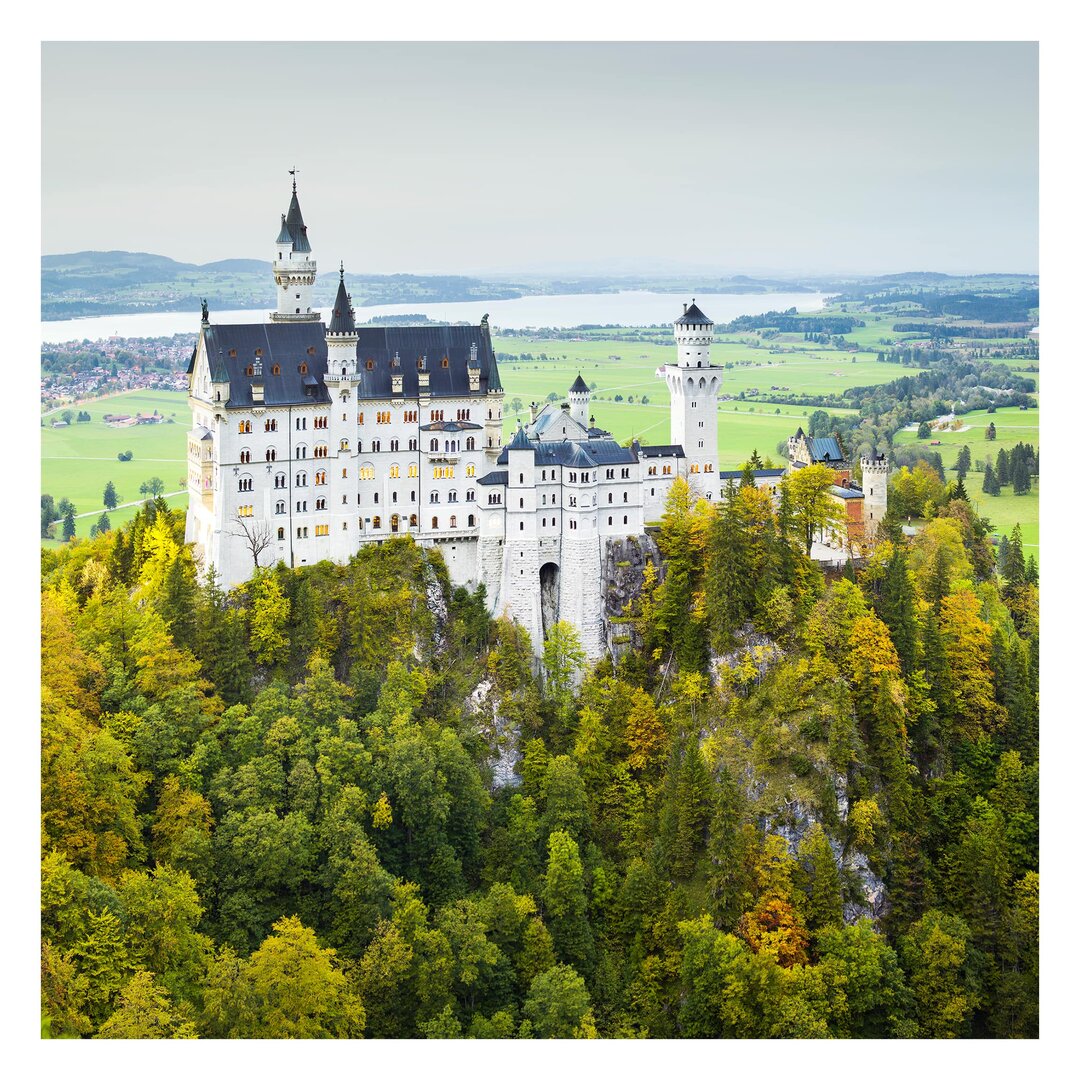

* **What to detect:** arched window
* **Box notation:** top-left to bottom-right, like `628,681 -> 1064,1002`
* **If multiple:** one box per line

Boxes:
449,515 -> 457,528
466,437 -> 475,451
340,439 -> 350,452
296,471 -> 307,487
410,514 -> 418,527
468,514 -> 475,527
239,449 -> 251,464
265,448 -> 276,462
274,473 -> 286,488
430,439 -> 439,452
431,516 -> 439,529
275,501 -> 285,514
271,365 -> 281,376
277,527 -> 285,540
315,470 -> 327,485
264,418 -> 277,432
373,515 -> 381,529
238,475 -> 253,492
298,362 -> 308,374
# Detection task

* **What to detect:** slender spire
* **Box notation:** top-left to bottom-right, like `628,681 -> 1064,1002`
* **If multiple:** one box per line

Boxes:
328,263 -> 356,334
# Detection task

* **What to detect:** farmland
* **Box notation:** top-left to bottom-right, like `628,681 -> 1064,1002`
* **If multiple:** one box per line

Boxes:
893,405 -> 1039,555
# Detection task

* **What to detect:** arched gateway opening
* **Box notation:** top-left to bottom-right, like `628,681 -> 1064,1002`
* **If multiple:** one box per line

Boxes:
539,562 -> 560,640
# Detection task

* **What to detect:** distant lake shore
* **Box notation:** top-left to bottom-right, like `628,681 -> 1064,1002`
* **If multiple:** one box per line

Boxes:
41,290 -> 831,344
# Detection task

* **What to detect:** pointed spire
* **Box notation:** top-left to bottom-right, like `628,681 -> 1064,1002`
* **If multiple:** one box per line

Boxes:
283,172 -> 311,253
570,373 -> 590,394
328,263 -> 356,335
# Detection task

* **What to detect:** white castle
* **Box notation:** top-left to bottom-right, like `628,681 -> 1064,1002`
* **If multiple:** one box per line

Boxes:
186,181 -> 881,659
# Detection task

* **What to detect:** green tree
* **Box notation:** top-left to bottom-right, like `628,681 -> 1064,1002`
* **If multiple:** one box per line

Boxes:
916,421 -> 931,439
797,823 -> 842,932
140,476 -> 166,497
542,620 -> 586,735
248,570 -> 291,667
96,971 -> 197,1039
899,910 -> 977,1038
996,447 -> 1010,487
62,506 -> 77,541
522,964 -> 594,1038
103,481 -> 119,509
202,916 -> 365,1038
540,830 -> 594,974
955,445 -> 971,479
985,422 -> 996,441
783,464 -> 846,555
981,465 -> 1000,495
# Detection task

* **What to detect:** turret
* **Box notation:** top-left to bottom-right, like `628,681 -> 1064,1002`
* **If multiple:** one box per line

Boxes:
657,299 -> 722,488
324,264 -> 358,381
860,452 -> 889,537
270,173 -> 319,322
568,373 -> 590,429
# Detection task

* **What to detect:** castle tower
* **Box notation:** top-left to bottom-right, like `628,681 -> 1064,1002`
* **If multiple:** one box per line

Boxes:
568,374 -> 590,429
657,300 -> 721,489
502,424 -> 543,651
324,265 -> 360,555
860,452 -> 889,537
270,173 -> 319,322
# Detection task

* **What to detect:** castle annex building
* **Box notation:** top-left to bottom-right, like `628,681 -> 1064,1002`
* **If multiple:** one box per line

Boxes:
186,181 -> 884,658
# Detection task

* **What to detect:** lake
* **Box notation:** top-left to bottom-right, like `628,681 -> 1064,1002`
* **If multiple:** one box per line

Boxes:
41,290 -> 830,344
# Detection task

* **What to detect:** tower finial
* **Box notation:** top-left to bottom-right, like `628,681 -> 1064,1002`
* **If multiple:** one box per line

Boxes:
340,260 -> 345,279
289,166 -> 298,193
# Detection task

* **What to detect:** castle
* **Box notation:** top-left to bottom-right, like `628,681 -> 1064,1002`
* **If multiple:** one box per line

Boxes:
186,181 -> 885,658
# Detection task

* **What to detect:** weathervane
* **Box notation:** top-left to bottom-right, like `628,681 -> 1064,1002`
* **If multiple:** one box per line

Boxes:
289,166 -> 299,192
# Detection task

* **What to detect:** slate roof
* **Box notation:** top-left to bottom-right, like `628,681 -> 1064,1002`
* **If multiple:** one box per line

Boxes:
327,271 -> 356,335
496,435 -> 636,469
477,470 -> 508,486
715,468 -> 786,480
569,374 -> 590,394
829,485 -> 864,500
354,324 -> 502,397
636,443 -> 685,457
809,436 -> 845,463
283,187 -> 311,253
197,322 -> 332,408
674,301 -> 713,326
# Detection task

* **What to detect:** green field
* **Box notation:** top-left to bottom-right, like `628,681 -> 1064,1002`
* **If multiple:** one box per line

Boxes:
893,405 -> 1039,556
41,390 -> 190,544
493,334 -> 906,464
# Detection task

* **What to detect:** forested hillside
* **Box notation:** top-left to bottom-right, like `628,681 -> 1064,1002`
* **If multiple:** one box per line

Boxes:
40,477 -> 1038,1039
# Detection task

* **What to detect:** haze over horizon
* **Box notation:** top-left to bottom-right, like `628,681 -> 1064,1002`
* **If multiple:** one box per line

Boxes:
42,42 -> 1038,278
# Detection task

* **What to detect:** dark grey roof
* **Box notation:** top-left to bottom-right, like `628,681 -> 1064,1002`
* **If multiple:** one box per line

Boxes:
284,187 -> 311,253
477,470 -> 508,486
637,443 -> 685,457
809,436 -> 845,463
497,435 -> 635,469
674,301 -> 712,326
275,215 -> 291,245
715,468 -> 786,480
507,425 -> 532,451
328,272 -> 356,335
829,485 -> 864,500
199,322 -> 332,408
420,420 -> 482,432
354,325 -> 502,398
569,374 -> 590,394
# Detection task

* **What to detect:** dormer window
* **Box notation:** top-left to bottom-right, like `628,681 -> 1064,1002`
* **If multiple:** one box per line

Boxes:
229,348 -> 237,358
441,357 -> 449,368
307,347 -> 316,356
299,362 -> 308,375
271,364 -> 281,376
366,359 -> 374,370
417,357 -> 425,370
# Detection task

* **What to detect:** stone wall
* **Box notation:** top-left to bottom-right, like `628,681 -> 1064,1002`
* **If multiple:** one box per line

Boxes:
600,533 -> 663,661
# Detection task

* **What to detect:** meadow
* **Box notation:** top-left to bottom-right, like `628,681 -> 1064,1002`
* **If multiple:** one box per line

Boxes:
893,405 -> 1039,555
41,390 -> 190,544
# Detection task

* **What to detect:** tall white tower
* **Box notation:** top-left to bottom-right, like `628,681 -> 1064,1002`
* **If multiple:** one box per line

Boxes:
270,173 -> 319,322
325,265 -> 360,550
860,452 -> 889,538
568,374 -> 590,429
657,300 -> 722,490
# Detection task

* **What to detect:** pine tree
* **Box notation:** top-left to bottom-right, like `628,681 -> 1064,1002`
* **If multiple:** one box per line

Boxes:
1012,454 -> 1031,494
1003,525 -> 1027,590
877,547 -> 917,675
103,480 -> 119,510
985,422 -> 997,441
61,507 -> 77,542
996,448 -> 1010,487
981,465 -> 1000,496
955,445 -> 971,479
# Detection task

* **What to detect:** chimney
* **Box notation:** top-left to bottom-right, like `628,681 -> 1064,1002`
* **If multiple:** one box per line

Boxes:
529,401 -> 538,423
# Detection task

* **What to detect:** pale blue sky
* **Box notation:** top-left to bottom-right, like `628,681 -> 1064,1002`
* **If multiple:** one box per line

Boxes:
41,42 -> 1038,276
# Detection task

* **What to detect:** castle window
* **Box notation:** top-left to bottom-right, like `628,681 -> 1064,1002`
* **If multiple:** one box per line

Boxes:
468,514 -> 475,528
430,492 -> 439,504
229,349 -> 237,358
705,463 -> 713,472
265,418 -> 277,432
373,516 -> 381,529
246,365 -> 254,377
299,362 -> 308,374
366,360 -> 374,370
408,464 -> 418,479
266,448 -> 277,462
296,445 -> 307,458
466,464 -> 476,478
449,515 -> 457,528
239,420 -> 251,434
408,438 -> 418,451
390,464 -> 400,479
442,357 -> 449,368
308,347 -> 316,356
608,516 -> 612,525
239,449 -> 251,464
648,465 -> 657,476
430,439 -> 439,452
519,473 -> 524,485
623,492 -> 628,502
358,412 -> 364,425
296,472 -> 307,487
608,493 -> 613,504
276,500 -> 285,514
341,468 -> 347,478
315,524 -> 329,537
340,439 -> 350,452
449,491 -> 458,503
519,498 -> 524,509
390,438 -> 399,452
316,497 -> 326,511
237,504 -> 254,518
297,417 -> 307,430
519,522 -> 524,531
690,464 -> 699,474
272,365 -> 280,376
277,527 -> 285,540
624,515 -> 628,525
432,516 -> 438,529
371,440 -> 381,452
621,468 -> 630,479
663,465 -> 672,476
410,514 -> 418,527
238,476 -> 253,492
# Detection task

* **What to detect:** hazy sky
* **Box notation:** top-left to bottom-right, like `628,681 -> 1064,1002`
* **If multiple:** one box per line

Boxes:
41,42 -> 1038,276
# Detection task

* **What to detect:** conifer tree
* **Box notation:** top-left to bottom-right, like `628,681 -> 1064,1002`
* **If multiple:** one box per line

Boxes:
996,448 -> 1010,487
62,507 -> 77,541
103,481 -> 119,510
981,464 -> 1000,495
955,445 -> 971,479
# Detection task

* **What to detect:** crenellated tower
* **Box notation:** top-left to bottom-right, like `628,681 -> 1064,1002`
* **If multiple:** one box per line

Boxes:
657,300 -> 721,490
271,173 -> 319,322
860,452 -> 889,538
568,374 -> 590,429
